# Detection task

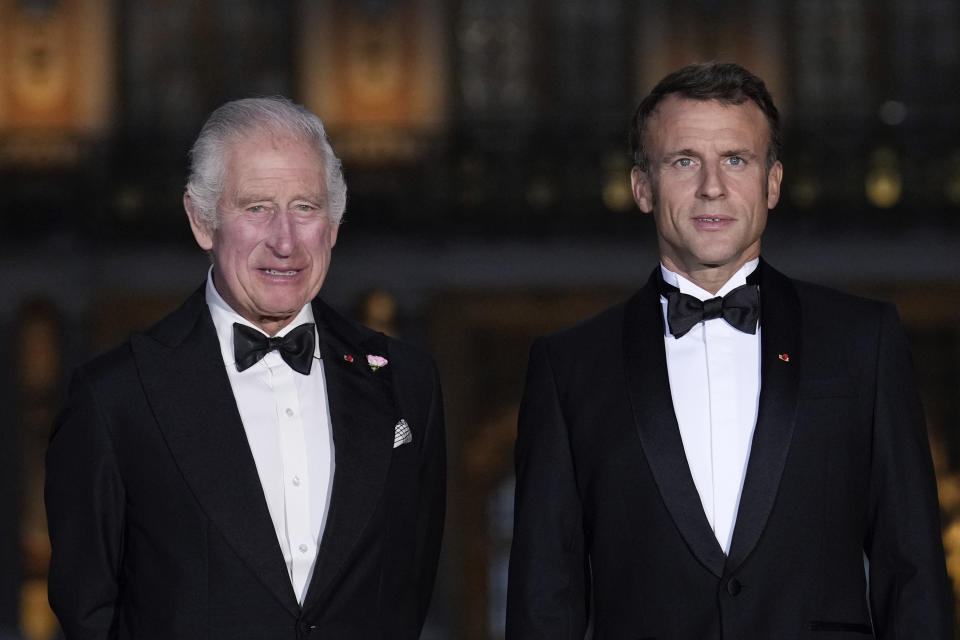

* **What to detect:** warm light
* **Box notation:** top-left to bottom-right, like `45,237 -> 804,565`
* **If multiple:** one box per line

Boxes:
945,518 -> 960,601
0,0 -> 116,166
865,147 -> 902,208
602,153 -> 634,213
21,579 -> 58,640
865,172 -> 902,208
298,1 -> 449,163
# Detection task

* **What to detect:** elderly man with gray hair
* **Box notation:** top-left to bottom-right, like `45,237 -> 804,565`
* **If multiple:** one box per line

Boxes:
45,97 -> 446,640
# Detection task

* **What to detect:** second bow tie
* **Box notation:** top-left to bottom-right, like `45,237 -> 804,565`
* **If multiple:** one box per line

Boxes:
233,322 -> 316,374
660,280 -> 760,338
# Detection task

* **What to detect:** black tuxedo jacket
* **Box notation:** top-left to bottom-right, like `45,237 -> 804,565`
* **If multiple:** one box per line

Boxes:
506,260 -> 952,639
45,287 -> 445,640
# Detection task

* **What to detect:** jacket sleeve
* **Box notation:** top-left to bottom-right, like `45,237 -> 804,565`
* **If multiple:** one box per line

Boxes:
866,304 -> 954,638
413,360 -> 447,631
506,338 -> 589,639
45,368 -> 125,640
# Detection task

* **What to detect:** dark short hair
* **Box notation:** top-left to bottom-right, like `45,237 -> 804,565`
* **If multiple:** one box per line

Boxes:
629,62 -> 782,172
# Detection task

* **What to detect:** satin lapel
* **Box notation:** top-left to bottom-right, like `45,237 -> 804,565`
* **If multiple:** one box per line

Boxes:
303,300 -> 396,610
726,261 -> 802,571
623,273 -> 726,577
131,289 -> 299,616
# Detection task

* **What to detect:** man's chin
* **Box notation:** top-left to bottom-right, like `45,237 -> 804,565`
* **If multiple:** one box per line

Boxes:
246,301 -> 310,331
691,247 -> 758,270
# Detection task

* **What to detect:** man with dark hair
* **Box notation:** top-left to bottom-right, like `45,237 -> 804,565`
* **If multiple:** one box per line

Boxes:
630,62 -> 782,173
506,62 -> 952,639
45,97 -> 446,639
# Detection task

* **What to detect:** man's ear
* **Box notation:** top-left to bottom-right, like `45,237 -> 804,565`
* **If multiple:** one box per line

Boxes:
328,218 -> 339,248
631,166 -> 654,213
766,160 -> 783,210
184,194 -> 214,251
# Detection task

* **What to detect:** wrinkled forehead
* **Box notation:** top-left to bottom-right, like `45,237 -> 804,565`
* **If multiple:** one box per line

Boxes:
215,131 -> 328,208
223,129 -> 327,176
645,95 -> 772,153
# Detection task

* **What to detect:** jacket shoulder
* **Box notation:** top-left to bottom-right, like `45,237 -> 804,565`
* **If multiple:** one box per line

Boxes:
762,260 -> 894,331
535,298 -> 632,368
73,339 -> 138,388
69,285 -> 207,389
792,278 -> 886,310
778,275 -> 903,365
791,278 -> 894,325
384,334 -> 437,373
138,285 -> 208,347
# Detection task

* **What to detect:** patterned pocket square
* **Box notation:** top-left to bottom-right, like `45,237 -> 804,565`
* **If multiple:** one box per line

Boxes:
394,419 -> 413,448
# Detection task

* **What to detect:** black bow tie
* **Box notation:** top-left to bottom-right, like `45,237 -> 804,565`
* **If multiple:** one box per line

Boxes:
233,322 -> 316,375
656,270 -> 760,338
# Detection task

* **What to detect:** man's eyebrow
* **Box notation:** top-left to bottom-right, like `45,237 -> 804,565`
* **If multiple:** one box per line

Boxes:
662,148 -> 701,160
293,193 -> 327,206
233,190 -> 272,205
234,192 -> 326,204
721,148 -> 759,159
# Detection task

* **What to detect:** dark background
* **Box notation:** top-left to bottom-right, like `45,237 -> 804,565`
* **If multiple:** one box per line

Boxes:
2,1 -> 960,638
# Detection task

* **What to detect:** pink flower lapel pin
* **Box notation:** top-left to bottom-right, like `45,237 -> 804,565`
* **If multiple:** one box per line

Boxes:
366,354 -> 388,372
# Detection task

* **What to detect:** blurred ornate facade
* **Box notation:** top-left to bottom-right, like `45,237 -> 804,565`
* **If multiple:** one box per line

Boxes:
1,1 -> 959,638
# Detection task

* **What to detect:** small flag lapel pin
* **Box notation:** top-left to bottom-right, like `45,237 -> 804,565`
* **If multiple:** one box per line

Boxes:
778,353 -> 790,362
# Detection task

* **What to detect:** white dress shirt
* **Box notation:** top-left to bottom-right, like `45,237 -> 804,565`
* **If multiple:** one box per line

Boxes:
660,259 -> 761,554
205,270 -> 335,604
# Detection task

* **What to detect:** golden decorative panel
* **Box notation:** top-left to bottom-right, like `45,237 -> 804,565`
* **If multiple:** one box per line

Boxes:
298,0 -> 449,163
0,0 -> 115,165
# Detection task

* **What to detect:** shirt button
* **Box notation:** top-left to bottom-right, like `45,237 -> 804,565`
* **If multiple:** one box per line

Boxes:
285,408 -> 294,417
299,544 -> 308,553
292,476 -> 301,487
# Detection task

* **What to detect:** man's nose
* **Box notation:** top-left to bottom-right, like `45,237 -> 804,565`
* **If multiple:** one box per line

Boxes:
698,164 -> 726,200
265,210 -> 296,255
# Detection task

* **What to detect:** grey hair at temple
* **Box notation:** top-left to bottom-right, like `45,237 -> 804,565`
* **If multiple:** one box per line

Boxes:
185,96 -> 347,228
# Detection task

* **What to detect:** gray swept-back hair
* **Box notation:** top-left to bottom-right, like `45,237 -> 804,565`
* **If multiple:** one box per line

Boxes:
185,96 -> 347,228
